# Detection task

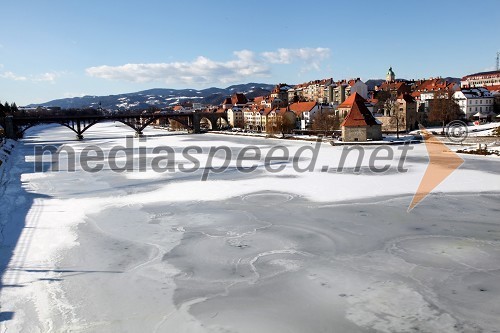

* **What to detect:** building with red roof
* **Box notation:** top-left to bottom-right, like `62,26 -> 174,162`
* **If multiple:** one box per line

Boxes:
410,78 -> 460,113
377,81 -> 412,98
336,92 -> 375,118
222,93 -> 249,110
270,83 -> 293,106
288,101 -> 319,129
461,70 -> 500,88
341,98 -> 382,142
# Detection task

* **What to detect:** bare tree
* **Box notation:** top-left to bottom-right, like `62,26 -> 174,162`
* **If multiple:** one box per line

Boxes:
428,90 -> 462,134
385,98 -> 406,138
374,90 -> 391,114
312,109 -> 340,135
274,113 -> 296,138
266,116 -> 277,136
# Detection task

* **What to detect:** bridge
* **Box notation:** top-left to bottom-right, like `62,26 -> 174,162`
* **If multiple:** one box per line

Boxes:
2,111 -> 228,139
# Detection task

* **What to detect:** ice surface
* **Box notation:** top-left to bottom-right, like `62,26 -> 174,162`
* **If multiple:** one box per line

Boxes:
0,123 -> 499,332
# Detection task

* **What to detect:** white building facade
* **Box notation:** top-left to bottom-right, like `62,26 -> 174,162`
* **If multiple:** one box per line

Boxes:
461,70 -> 500,88
453,87 -> 495,118
227,107 -> 244,127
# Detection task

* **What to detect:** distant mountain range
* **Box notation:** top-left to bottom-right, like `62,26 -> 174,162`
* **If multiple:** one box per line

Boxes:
30,77 -> 461,110
29,83 -> 275,110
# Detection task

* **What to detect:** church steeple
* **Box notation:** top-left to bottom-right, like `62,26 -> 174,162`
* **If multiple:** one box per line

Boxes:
386,66 -> 395,82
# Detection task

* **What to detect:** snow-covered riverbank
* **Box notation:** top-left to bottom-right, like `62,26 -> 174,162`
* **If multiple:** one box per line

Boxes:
1,122 -> 499,332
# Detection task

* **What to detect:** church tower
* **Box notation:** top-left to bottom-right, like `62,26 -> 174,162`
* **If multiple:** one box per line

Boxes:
386,66 -> 395,83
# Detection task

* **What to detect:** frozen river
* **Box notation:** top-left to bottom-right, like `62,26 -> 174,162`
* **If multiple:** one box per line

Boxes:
1,123 -> 500,332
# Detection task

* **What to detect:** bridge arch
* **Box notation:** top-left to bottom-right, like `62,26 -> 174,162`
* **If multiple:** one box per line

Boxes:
215,117 -> 229,129
17,120 -> 103,139
8,111 -> 215,140
195,114 -> 229,131
167,116 -> 192,131
199,117 -> 214,130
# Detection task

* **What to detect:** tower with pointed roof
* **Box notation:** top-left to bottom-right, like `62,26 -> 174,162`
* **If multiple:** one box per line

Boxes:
386,67 -> 396,83
341,97 -> 382,142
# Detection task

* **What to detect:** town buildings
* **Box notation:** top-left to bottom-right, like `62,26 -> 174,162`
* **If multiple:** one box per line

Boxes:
270,84 -> 293,107
411,78 -> 459,112
227,107 -> 244,128
461,70 -> 500,88
341,97 -> 382,142
376,94 -> 418,132
288,101 -> 320,130
453,87 -> 495,119
175,66 -> 499,140
286,78 -> 368,105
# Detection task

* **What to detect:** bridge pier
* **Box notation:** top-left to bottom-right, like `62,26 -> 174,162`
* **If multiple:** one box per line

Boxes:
76,120 -> 85,140
192,113 -> 202,134
10,112 -> 227,139
5,116 -> 17,139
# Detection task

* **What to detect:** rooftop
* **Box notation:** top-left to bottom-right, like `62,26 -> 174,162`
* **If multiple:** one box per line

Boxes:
338,92 -> 367,109
341,98 -> 380,127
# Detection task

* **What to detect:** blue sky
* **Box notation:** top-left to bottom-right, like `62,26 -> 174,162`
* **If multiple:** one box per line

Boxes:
1,0 -> 499,105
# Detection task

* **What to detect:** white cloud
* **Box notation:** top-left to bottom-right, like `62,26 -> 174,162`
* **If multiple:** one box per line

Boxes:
0,71 -> 27,81
0,70 -> 62,83
86,47 -> 331,84
261,47 -> 330,64
33,72 -> 60,82
86,50 -> 270,85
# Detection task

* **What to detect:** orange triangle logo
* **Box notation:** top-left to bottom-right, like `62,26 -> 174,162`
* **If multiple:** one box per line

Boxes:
408,126 -> 464,212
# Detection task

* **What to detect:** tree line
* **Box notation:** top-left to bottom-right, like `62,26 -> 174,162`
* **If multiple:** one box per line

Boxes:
0,101 -> 19,117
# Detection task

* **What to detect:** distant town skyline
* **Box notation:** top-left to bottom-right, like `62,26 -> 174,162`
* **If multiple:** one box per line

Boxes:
1,0 -> 499,106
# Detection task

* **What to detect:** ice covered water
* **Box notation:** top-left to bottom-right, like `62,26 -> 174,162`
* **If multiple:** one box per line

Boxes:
1,123 -> 499,332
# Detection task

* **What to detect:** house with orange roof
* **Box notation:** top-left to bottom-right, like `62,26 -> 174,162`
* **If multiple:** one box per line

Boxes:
411,78 -> 459,112
270,83 -> 293,106
231,93 -> 249,106
222,93 -> 249,110
252,95 -> 281,109
484,85 -> 500,114
336,92 -> 372,118
376,81 -> 412,98
222,97 -> 233,109
288,101 -> 319,129
341,98 -> 382,142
